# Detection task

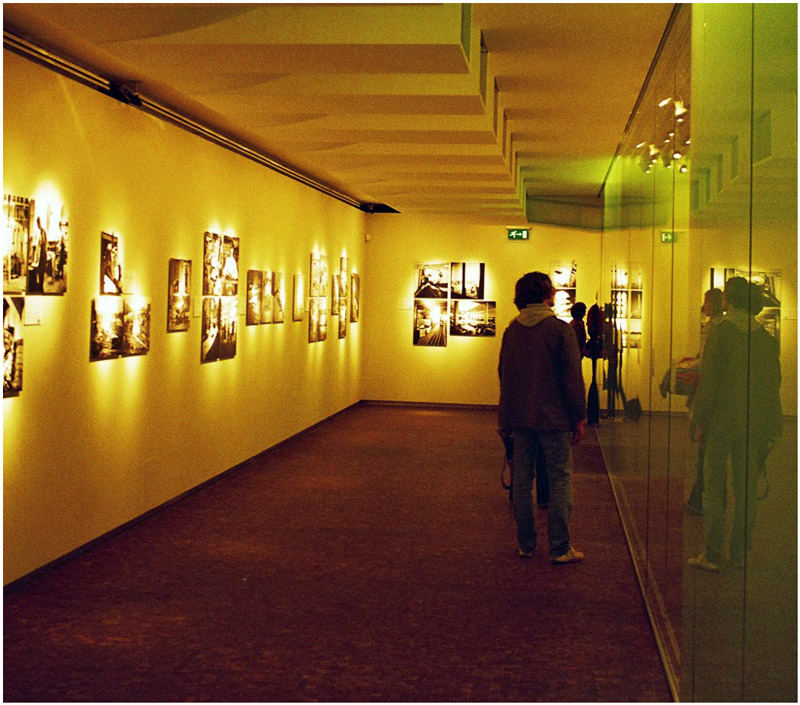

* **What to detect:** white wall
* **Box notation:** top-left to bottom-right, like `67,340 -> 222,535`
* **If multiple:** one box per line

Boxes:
3,52 -> 367,583
361,212 -> 603,406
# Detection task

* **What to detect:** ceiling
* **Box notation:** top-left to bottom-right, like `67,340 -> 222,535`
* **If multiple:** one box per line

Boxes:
3,3 -> 674,224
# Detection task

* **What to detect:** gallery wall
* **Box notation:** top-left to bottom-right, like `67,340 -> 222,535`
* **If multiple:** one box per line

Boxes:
360,212 -> 603,407
3,52 -> 367,584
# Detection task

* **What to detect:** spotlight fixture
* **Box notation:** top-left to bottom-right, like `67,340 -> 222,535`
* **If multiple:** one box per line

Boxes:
658,97 -> 672,107
679,164 -> 688,173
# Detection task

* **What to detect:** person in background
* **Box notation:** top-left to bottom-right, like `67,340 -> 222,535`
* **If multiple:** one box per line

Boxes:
498,272 -> 586,563
688,277 -> 781,571
569,301 -> 587,357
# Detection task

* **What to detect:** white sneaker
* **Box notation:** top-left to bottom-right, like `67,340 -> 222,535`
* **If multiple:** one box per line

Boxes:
552,547 -> 584,564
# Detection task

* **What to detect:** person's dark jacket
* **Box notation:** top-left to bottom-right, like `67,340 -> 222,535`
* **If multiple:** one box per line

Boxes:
692,310 -> 781,441
498,304 -> 586,431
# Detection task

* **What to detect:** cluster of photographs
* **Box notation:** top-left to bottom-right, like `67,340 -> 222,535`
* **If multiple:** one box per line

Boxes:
550,261 -> 578,322
610,265 -> 643,349
92,232 -> 152,361
4,192 -> 70,396
413,262 -> 496,347
308,253 -> 359,343
246,270 -> 285,326
202,231 -> 239,363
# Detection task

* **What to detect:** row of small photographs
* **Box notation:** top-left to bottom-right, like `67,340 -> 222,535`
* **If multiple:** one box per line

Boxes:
413,299 -> 497,347
414,262 -> 485,300
246,270 -> 286,325
3,194 -> 69,296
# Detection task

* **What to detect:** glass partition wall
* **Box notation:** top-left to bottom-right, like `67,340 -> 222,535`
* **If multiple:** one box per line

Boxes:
600,5 -> 796,701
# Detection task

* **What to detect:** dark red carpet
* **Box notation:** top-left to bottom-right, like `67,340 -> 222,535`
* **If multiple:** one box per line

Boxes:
4,404 -> 671,702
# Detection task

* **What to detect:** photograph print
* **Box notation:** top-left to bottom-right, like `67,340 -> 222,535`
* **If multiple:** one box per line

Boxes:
27,201 -> 68,295
261,270 -> 274,324
90,296 -> 124,361
450,300 -> 496,337
413,299 -> 447,347
293,274 -> 305,321
450,262 -> 485,299
246,269 -> 263,325
100,232 -> 123,295
203,231 -> 223,296
221,235 -> 239,296
272,272 -> 285,323
551,261 -> 577,322
219,297 -> 237,359
167,258 -> 192,332
414,263 -> 449,299
201,296 -> 221,363
4,296 -> 24,396
121,297 -> 151,356
4,194 -> 32,295
350,273 -> 360,323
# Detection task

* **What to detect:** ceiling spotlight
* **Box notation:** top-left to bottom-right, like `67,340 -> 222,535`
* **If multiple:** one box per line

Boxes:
673,151 -> 683,159
674,99 -> 688,117
679,164 -> 688,173
658,97 -> 672,107
635,141 -> 646,149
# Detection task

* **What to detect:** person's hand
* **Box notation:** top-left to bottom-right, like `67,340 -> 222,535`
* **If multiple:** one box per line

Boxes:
571,421 -> 585,444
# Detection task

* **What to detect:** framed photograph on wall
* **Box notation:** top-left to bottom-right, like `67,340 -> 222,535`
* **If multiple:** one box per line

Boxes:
100,232 -> 123,295
90,296 -> 123,361
272,272 -> 285,323
261,270 -> 274,324
246,269 -> 263,325
27,201 -> 67,295
167,258 -> 192,332
121,297 -> 150,356
450,262 -> 485,299
450,300 -> 496,337
293,274 -> 305,321
414,263 -> 449,299
221,235 -> 239,296
4,194 -> 32,295
350,273 -> 360,323
3,296 -> 24,395
308,296 -> 329,342
219,297 -> 237,359
413,299 -> 448,347
551,261 -> 577,322
203,231 -> 223,296
201,296 -> 221,363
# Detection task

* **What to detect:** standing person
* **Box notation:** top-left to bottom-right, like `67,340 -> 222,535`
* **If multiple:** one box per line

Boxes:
569,301 -> 588,356
498,272 -> 587,563
688,277 -> 782,571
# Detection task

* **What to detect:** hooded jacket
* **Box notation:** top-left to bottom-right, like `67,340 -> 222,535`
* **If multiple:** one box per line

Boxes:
498,303 -> 586,431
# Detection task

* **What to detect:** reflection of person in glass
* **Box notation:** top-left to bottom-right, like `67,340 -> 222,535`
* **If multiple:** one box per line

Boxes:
685,288 -> 724,515
568,302 -> 587,356
688,278 -> 782,571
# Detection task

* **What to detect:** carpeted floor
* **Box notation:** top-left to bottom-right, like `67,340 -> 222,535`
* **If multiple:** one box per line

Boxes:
4,404 -> 672,702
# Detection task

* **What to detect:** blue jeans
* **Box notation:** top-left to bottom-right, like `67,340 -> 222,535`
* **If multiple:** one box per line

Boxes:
511,429 -> 573,557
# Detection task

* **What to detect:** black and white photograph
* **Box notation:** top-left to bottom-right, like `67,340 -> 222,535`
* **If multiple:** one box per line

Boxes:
246,269 -> 263,326
219,297 -> 237,359
414,263 -> 449,299
4,194 -> 31,295
450,300 -> 496,337
167,258 -> 191,332
308,297 -> 328,342
4,296 -> 24,396
203,231 -> 223,296
350,273 -> 360,323
221,235 -> 239,296
293,274 -> 305,321
261,270 -> 273,324
309,253 -> 320,298
27,201 -> 67,295
90,296 -> 123,361
551,261 -> 577,322
201,296 -> 221,363
121,297 -> 151,356
450,262 -> 485,299
100,232 -> 123,295
272,272 -> 285,323
413,299 -> 448,347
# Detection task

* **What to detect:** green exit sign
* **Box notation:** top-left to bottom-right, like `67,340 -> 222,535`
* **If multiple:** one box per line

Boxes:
507,227 -> 530,241
661,230 -> 677,243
